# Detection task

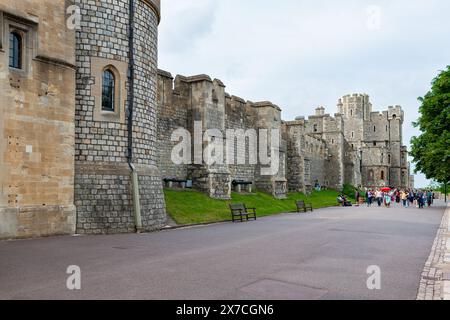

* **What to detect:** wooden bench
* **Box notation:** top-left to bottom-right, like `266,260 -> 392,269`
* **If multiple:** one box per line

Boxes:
229,203 -> 257,222
296,200 -> 313,213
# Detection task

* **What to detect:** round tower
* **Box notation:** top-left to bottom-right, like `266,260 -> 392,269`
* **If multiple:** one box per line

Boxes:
74,0 -> 166,234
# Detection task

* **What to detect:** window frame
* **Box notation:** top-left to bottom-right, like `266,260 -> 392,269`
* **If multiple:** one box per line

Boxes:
101,68 -> 116,112
91,58 -> 127,124
1,12 -> 38,76
9,30 -> 23,69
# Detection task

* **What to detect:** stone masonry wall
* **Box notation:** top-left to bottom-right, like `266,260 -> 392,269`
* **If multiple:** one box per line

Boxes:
225,95 -> 257,186
0,0 -> 76,239
74,0 -> 165,234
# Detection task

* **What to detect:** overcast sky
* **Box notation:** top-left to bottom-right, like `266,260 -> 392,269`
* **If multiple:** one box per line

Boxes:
158,0 -> 450,188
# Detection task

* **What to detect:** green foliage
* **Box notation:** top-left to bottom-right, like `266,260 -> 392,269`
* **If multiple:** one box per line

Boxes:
164,189 -> 348,225
342,184 -> 361,198
410,66 -> 450,184
429,182 -> 449,194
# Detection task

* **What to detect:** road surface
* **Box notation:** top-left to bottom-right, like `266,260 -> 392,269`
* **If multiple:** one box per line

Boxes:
0,202 -> 446,300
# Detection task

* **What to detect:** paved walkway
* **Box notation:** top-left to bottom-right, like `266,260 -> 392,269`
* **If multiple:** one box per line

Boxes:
417,202 -> 450,300
0,202 -> 446,300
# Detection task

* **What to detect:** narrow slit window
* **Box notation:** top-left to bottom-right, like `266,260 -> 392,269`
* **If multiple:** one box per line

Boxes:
102,69 -> 115,111
9,32 -> 22,69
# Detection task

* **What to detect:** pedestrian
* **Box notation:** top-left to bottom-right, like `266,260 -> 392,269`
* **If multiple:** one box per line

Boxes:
414,191 -> 419,208
405,191 -> 410,208
367,190 -> 373,207
396,190 -> 401,205
427,190 -> 433,207
409,191 -> 414,206
385,192 -> 391,208
355,190 -> 360,206
401,190 -> 408,208
418,191 -> 424,209
376,190 -> 382,207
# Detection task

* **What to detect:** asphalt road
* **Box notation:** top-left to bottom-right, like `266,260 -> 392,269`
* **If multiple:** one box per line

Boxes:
0,202 -> 446,300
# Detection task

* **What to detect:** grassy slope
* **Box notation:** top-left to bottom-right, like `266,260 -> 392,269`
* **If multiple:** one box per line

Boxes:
164,189 -> 347,225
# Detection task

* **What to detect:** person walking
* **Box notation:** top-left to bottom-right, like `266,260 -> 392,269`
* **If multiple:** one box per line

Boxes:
427,190 -> 433,207
414,191 -> 419,208
396,190 -> 401,205
405,190 -> 410,208
367,190 -> 373,207
385,192 -> 392,208
409,191 -> 414,206
376,190 -> 382,207
401,190 -> 408,208
355,190 -> 360,206
418,191 -> 424,209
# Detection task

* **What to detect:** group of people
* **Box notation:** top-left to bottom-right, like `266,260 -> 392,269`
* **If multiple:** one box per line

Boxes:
359,189 -> 435,209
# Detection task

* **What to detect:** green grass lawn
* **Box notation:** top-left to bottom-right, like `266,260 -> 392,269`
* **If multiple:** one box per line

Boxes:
164,188 -> 348,225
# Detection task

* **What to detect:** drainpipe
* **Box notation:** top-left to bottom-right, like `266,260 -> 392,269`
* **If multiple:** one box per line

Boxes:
127,0 -> 142,232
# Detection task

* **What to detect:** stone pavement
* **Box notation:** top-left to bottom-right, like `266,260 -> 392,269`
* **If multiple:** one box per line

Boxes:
417,202 -> 450,300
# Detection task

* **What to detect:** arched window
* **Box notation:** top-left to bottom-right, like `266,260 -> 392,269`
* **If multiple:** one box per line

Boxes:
374,126 -> 376,132
102,69 -> 115,111
9,32 -> 22,69
388,154 -> 391,164
381,171 -> 385,180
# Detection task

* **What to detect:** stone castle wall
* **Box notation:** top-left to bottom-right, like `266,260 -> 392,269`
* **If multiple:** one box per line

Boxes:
156,71 -> 410,197
0,0 -> 412,239
225,96 -> 258,185
156,70 -> 288,198
74,0 -> 165,235
0,0 -> 77,239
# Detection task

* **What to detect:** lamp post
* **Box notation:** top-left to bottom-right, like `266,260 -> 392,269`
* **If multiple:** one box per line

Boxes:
443,155 -> 450,203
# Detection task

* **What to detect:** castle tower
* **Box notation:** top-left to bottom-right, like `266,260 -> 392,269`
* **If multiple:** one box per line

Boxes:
387,105 -> 405,187
251,102 -> 287,198
74,0 -> 166,234
338,94 -> 369,187
184,75 -> 232,200
0,0 -> 76,239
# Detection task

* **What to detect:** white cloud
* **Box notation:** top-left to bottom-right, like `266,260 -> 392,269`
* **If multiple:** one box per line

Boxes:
159,0 -> 450,187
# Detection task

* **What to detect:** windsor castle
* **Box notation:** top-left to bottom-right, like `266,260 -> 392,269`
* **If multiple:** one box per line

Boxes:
0,0 -> 413,239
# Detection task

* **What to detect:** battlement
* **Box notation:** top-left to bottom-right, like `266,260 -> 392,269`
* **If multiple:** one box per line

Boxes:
339,93 -> 370,103
177,74 -> 213,84
250,101 -> 282,112
285,119 -> 305,126
142,0 -> 161,24
229,95 -> 246,104
157,69 -> 173,79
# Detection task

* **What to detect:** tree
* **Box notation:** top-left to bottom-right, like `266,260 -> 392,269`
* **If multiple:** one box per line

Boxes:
410,66 -> 450,200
